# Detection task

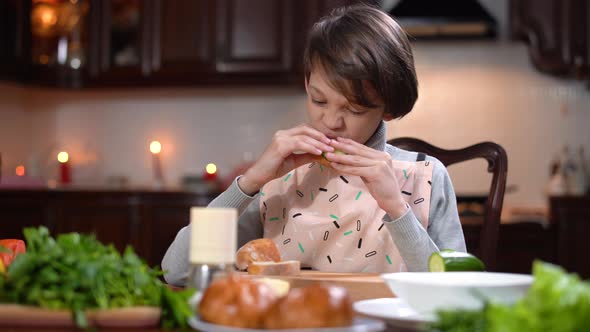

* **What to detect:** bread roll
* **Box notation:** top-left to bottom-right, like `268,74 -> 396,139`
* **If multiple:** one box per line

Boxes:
263,283 -> 353,329
198,274 -> 278,328
248,260 -> 300,276
235,238 -> 281,271
315,150 -> 345,168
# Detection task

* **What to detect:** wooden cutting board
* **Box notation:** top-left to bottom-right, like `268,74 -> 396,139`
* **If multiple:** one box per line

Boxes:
242,271 -> 395,302
0,304 -> 161,328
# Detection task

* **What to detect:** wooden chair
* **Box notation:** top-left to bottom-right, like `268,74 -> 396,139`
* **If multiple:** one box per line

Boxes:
387,137 -> 508,271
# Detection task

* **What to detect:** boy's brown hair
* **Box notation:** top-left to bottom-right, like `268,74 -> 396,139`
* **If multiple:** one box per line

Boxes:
303,5 -> 418,119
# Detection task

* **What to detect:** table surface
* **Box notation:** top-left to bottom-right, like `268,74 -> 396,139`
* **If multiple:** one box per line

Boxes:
1,272 -> 421,332
1,324 -> 417,332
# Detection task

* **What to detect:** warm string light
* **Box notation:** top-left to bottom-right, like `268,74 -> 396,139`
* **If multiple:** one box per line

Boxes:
40,10 -> 57,26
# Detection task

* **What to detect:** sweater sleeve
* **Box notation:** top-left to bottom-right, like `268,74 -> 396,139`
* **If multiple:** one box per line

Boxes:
161,176 -> 263,286
384,158 -> 466,272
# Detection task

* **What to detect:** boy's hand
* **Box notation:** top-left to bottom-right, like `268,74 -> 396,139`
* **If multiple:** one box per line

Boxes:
325,137 -> 408,219
239,124 -> 334,195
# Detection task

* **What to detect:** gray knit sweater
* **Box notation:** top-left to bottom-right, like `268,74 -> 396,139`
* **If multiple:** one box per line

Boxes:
162,122 -> 466,286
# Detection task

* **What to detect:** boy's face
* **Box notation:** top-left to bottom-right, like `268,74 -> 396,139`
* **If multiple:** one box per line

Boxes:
305,67 -> 393,144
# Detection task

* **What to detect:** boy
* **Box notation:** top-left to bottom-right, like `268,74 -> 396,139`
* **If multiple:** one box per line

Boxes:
162,5 -> 465,285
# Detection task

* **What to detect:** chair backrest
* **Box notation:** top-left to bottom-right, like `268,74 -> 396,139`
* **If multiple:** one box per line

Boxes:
387,137 -> 508,271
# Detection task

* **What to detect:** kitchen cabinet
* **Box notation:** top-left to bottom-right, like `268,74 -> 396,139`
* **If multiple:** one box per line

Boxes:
215,0 -> 293,74
0,191 -> 50,239
496,222 -> 557,274
139,193 -> 210,269
551,195 -> 590,279
510,0 -> 589,79
462,221 -> 556,274
53,192 -> 140,255
0,189 -> 559,274
457,195 -> 556,274
460,195 -> 590,277
292,0 -> 359,76
87,0 -> 151,84
0,0 -> 365,88
0,0 -> 29,81
149,0 -> 215,83
89,0 -> 215,85
0,189 -> 216,268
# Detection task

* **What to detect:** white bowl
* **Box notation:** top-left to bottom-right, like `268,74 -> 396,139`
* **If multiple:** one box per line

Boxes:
381,272 -> 533,316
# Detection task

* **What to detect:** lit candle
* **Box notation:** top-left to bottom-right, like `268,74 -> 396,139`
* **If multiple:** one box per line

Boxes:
150,140 -> 164,188
204,163 -> 218,181
57,151 -> 71,185
15,165 -> 25,177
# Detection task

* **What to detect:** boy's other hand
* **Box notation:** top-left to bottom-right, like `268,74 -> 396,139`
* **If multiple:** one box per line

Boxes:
325,137 -> 408,219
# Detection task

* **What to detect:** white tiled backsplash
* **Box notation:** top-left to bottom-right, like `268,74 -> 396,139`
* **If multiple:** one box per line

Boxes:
1,42 -> 589,213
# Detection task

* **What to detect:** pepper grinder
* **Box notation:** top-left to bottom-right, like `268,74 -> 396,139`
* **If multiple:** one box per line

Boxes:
188,207 -> 237,293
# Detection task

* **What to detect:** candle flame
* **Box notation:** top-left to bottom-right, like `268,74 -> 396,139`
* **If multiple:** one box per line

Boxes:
150,141 -> 162,154
206,163 -> 217,175
16,165 -> 25,177
57,151 -> 69,163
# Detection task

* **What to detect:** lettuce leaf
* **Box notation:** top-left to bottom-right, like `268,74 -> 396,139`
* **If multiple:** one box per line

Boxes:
429,261 -> 590,332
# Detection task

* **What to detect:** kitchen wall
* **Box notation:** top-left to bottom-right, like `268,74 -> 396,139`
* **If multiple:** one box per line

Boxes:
1,41 -> 589,214
393,42 -> 590,211
20,87 -> 307,187
0,84 -> 31,176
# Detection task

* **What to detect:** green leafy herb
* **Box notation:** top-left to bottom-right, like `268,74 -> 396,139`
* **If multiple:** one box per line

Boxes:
161,286 -> 196,329
0,227 -> 195,329
428,261 -> 590,332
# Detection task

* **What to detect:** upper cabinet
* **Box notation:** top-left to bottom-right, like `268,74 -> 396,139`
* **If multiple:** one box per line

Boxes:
510,0 -> 589,80
215,0 -> 293,74
88,0 -> 214,85
292,0 -> 359,75
0,0 -> 364,88
0,1 -> 28,81
151,0 -> 214,82
88,0 -> 150,84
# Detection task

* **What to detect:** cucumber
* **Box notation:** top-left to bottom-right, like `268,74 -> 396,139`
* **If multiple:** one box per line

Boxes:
429,250 -> 485,272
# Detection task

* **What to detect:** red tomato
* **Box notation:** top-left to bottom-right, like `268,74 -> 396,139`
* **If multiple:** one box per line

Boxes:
0,239 -> 26,267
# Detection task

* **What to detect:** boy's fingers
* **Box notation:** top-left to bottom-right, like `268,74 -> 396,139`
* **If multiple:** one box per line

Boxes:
330,138 -> 381,159
298,135 -> 334,152
324,152 -> 373,167
293,140 -> 323,156
288,124 -> 332,144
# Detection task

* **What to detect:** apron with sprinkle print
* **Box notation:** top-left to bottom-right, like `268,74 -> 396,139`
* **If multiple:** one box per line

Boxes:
259,155 -> 434,273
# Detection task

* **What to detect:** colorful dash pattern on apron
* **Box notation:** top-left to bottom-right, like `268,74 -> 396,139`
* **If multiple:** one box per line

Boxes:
260,157 -> 434,273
